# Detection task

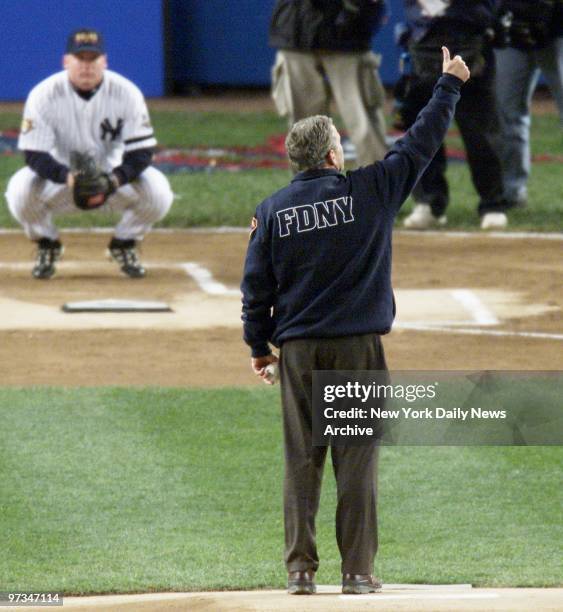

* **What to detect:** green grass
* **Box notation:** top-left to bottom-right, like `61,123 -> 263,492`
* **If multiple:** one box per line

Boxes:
397,163 -> 563,231
153,111 -> 286,147
1,387 -> 561,593
1,108 -> 561,231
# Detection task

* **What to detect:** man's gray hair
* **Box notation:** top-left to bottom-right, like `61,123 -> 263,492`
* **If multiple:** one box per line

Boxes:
285,115 -> 338,172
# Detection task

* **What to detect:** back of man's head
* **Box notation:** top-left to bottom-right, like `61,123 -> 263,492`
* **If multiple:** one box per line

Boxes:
285,115 -> 336,173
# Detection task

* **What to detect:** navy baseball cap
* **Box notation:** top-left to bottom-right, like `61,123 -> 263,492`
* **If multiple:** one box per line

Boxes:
66,29 -> 105,55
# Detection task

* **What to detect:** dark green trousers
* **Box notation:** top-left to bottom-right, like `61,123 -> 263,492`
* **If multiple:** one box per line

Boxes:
279,333 -> 387,574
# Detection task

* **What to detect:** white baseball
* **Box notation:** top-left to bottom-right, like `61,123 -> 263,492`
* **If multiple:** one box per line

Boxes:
264,363 -> 280,384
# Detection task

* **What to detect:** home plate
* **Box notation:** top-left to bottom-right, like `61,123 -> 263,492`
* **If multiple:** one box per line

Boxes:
62,299 -> 173,313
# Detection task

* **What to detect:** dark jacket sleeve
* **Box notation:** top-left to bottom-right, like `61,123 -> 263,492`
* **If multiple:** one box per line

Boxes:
112,147 -> 153,185
24,150 -> 69,184
364,73 -> 463,212
241,207 -> 277,357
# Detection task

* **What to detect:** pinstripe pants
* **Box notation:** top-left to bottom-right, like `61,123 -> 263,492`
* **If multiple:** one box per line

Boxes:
5,166 -> 173,241
279,333 -> 387,575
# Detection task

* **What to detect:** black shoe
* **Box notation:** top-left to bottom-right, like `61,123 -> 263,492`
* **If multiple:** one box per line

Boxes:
342,573 -> 382,594
32,238 -> 63,279
107,238 -> 145,278
288,570 -> 316,595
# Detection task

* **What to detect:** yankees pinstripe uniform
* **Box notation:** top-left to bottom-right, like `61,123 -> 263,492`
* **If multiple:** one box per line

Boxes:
5,29 -> 173,279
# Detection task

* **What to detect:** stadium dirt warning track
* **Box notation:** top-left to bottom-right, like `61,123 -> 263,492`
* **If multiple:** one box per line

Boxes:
0,228 -> 561,386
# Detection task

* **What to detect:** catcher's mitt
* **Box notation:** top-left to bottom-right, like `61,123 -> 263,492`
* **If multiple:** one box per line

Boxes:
70,151 -> 118,210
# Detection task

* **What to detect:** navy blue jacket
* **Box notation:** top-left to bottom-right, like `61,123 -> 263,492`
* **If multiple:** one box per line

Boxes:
404,0 -> 497,42
241,74 -> 462,357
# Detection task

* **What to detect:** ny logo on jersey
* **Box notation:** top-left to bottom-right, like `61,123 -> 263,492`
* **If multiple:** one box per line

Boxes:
100,118 -> 124,141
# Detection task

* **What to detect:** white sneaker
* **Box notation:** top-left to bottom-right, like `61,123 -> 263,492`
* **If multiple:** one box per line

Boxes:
403,204 -> 447,230
480,212 -> 508,230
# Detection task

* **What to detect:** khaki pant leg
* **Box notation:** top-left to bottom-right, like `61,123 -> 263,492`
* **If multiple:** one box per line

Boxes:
322,51 -> 387,165
271,50 -> 331,125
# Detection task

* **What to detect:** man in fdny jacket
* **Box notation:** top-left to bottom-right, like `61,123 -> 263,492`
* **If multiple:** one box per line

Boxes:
240,49 -> 469,596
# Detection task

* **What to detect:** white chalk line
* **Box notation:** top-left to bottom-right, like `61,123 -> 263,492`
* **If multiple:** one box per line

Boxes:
337,593 -> 499,601
450,289 -> 499,325
396,323 -> 563,341
0,260 -> 241,297
180,262 -> 240,296
370,584 -> 473,590
1,260 -> 560,339
0,227 -> 561,239
396,319 -> 497,327
396,229 -> 563,240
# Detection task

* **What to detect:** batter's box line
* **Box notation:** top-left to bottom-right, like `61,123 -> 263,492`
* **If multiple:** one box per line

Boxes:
0,260 -> 241,297
179,262 -> 240,296
336,592 -> 500,602
449,289 -> 499,325
395,322 -> 563,341
1,262 -> 560,340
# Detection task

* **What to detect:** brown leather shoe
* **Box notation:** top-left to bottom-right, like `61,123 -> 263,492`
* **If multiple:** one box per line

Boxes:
288,569 -> 316,595
342,573 -> 382,594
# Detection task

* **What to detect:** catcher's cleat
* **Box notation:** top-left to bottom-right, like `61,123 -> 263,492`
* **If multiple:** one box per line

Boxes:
403,203 -> 447,230
342,573 -> 382,595
107,238 -> 146,278
32,238 -> 64,280
287,570 -> 316,595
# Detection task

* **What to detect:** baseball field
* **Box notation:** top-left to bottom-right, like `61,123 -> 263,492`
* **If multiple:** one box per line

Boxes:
0,94 -> 561,611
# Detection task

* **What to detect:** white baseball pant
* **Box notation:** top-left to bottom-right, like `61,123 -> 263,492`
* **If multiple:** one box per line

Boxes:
5,166 -> 173,241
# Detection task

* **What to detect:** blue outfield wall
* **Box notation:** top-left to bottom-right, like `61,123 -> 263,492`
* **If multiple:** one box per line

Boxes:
0,0 -> 164,101
1,0 -> 406,101
170,0 -> 406,88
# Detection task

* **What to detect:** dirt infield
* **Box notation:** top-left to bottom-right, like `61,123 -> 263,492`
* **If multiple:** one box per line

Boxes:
5,585 -> 563,611
0,229 -> 561,387
1,229 -> 562,611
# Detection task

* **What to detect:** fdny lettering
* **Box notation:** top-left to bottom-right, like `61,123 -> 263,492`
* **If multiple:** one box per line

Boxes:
100,118 -> 124,141
277,197 -> 354,238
